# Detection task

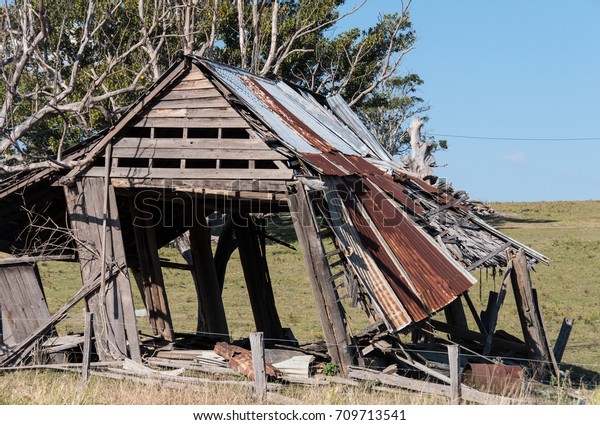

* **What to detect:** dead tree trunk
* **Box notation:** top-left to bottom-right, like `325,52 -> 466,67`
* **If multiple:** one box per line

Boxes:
403,116 -> 436,179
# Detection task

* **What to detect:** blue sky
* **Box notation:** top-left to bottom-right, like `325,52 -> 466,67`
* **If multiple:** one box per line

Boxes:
337,1 -> 600,202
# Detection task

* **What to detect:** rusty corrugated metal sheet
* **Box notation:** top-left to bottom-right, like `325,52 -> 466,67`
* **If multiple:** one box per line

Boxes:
355,178 -> 475,313
337,182 -> 429,323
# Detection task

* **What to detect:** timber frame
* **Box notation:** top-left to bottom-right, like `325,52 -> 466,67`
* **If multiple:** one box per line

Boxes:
0,56 -> 568,385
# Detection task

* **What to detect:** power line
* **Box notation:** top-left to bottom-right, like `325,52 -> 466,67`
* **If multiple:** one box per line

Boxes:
428,133 -> 600,141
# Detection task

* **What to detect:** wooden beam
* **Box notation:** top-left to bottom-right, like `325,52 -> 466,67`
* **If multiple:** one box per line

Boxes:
0,255 -> 76,266
443,298 -> 469,343
463,292 -> 487,335
250,332 -> 267,401
129,196 -> 174,341
214,215 -> 237,291
448,345 -> 462,404
287,182 -> 353,375
82,312 -> 93,382
553,318 -> 574,363
189,215 -> 229,339
64,178 -> 140,361
466,242 -> 512,272
483,264 -> 513,356
233,213 -> 284,340
511,250 -> 552,378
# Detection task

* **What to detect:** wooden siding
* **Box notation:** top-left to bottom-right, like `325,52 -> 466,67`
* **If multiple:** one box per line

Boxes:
0,264 -> 51,348
107,64 -> 291,182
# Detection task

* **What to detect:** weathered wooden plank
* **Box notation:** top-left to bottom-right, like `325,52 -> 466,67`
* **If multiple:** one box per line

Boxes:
170,79 -> 216,90
511,250 -> 552,378
114,137 -> 269,150
553,317 -> 574,363
250,332 -> 267,401
483,264 -> 513,356
82,312 -> 93,381
448,345 -> 462,404
0,264 -> 52,346
234,214 -> 284,340
64,178 -> 134,361
112,147 -> 286,161
140,107 -> 241,119
158,87 -> 223,101
0,278 -> 101,366
0,255 -> 76,266
131,117 -> 249,128
287,182 -> 353,375
110,177 -> 289,193
130,197 -> 175,341
189,216 -> 229,338
86,167 -> 294,181
151,97 -> 230,109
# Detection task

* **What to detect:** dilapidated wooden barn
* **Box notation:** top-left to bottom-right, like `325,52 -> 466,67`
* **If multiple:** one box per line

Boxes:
0,56 -> 568,391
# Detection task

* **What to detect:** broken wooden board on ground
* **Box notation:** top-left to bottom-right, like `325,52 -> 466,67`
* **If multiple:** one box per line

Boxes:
214,342 -> 280,381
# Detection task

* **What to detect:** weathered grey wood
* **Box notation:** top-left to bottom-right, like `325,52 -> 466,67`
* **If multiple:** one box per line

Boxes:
64,60 -> 188,179
189,216 -> 229,338
0,264 -> 52,347
483,263 -> 513,356
250,332 -> 267,401
533,288 -> 561,378
132,116 -> 249,128
287,182 -> 353,375
0,278 -> 101,366
511,250 -> 552,378
64,178 -> 139,361
448,345 -> 461,404
114,137 -> 267,150
140,107 -> 242,119
158,88 -> 223,101
466,242 -> 512,271
0,255 -> 76,266
110,177 -> 288,193
130,197 -> 174,341
112,147 -> 286,160
430,319 -> 527,354
85,166 -> 294,181
82,312 -> 93,382
151,97 -> 230,109
234,214 -> 284,340
553,318 -> 574,363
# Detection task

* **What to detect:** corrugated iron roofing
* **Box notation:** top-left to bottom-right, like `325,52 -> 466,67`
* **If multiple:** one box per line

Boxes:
200,59 -> 392,160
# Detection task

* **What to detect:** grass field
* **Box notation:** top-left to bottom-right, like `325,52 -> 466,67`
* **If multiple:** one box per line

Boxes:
1,200 -> 599,404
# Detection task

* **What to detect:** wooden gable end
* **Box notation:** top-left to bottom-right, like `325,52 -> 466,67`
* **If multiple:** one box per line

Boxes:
87,64 -> 292,181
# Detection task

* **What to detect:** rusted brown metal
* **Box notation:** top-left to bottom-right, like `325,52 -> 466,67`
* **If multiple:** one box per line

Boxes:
354,179 -> 474,313
462,363 -> 525,396
337,182 -> 429,323
243,77 -> 335,153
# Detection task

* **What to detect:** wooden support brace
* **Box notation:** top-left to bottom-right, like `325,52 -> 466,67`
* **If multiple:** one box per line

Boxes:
189,215 -> 229,339
234,213 -> 284,341
553,318 -> 574,363
82,312 -> 93,382
287,182 -> 353,375
483,263 -> 513,356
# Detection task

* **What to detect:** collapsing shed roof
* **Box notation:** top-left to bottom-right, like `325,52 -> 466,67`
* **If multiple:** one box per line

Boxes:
0,56 -> 548,334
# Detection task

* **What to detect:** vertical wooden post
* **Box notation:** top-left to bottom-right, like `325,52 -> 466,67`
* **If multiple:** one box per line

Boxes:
448,344 -> 461,405
553,318 -> 574,363
214,215 -> 237,292
64,178 -> 141,362
189,215 -> 229,339
444,298 -> 469,343
287,183 -> 353,375
483,263 -> 513,356
511,250 -> 552,378
82,312 -> 93,382
250,331 -> 267,401
234,213 -> 284,341
130,197 -> 174,341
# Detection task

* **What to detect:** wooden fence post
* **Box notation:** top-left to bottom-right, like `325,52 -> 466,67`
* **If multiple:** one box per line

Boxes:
250,332 -> 266,401
448,345 -> 461,405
